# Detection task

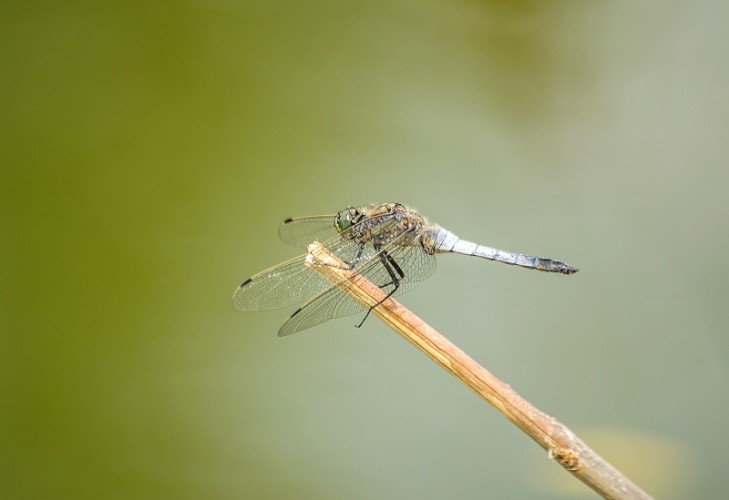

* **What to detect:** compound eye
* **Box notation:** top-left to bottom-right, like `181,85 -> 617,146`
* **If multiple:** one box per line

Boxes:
336,209 -> 353,232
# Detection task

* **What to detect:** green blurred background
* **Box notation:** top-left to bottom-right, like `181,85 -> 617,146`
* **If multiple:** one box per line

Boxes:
2,1 -> 728,498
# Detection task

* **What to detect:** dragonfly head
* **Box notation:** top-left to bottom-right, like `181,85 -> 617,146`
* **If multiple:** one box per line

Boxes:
335,206 -> 359,233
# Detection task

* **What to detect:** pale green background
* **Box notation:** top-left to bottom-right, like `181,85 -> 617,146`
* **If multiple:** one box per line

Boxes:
2,1 -> 728,499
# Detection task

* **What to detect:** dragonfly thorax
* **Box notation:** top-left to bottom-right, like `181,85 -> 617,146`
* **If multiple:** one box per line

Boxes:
336,202 -> 427,248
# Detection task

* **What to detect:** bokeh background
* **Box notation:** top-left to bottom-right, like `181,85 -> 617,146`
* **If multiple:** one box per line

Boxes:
2,1 -> 728,498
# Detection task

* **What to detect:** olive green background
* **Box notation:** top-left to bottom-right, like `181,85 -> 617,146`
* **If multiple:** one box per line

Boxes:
2,1 -> 728,499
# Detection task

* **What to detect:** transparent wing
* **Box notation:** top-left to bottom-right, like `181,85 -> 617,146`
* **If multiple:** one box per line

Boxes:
233,217 -> 381,311
277,234 -> 437,336
233,254 -> 326,310
277,214 -> 337,249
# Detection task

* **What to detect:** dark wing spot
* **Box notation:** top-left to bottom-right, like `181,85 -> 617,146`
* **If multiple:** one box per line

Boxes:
240,278 -> 252,287
283,217 -> 294,224
278,308 -> 303,337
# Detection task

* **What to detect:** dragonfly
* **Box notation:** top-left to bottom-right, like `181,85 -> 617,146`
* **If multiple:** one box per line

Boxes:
233,202 -> 578,337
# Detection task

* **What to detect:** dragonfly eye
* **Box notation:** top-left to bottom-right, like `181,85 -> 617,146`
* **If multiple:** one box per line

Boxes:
336,208 -> 356,232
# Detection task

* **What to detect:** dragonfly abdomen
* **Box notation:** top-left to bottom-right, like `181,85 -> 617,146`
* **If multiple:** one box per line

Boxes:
424,227 -> 578,275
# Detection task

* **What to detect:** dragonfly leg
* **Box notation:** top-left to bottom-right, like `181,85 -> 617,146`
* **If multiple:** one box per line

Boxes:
343,242 -> 366,270
316,242 -> 366,271
355,250 -> 403,328
385,252 -> 405,282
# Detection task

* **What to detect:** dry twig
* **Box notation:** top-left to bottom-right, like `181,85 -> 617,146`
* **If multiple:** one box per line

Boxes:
305,241 -> 651,500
